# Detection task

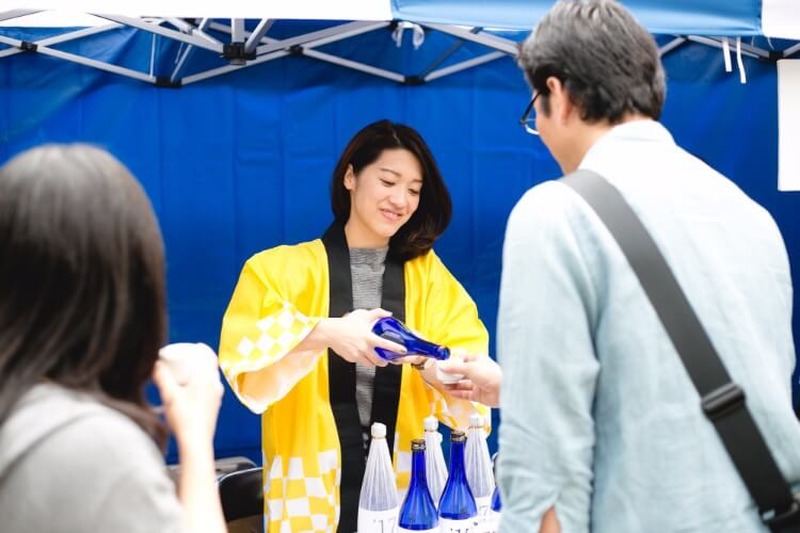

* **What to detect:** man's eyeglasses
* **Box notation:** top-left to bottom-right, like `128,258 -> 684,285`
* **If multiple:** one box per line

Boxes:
519,92 -> 540,136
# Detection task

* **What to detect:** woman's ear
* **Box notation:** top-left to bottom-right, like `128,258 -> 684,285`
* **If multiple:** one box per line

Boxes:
343,164 -> 356,191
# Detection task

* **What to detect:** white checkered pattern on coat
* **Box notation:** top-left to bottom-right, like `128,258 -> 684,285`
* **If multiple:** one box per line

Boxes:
264,450 -> 340,532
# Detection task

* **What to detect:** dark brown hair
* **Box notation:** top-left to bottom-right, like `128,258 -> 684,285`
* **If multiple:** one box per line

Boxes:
0,144 -> 167,444
330,119 -> 452,261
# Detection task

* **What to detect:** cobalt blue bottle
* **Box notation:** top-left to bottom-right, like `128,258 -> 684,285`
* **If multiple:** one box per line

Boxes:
398,439 -> 439,532
438,430 -> 478,532
491,484 -> 501,513
486,485 -> 502,532
372,316 -> 450,362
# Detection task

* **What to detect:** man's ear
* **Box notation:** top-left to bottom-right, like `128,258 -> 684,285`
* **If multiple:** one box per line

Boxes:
343,164 -> 355,191
546,76 -> 573,126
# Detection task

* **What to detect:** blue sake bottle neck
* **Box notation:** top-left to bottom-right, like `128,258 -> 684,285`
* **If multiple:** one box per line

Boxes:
373,317 -> 450,361
449,439 -> 467,481
405,336 -> 450,361
410,448 -> 428,489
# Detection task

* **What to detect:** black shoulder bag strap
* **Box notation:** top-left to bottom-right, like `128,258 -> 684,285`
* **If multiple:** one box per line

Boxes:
561,169 -> 800,532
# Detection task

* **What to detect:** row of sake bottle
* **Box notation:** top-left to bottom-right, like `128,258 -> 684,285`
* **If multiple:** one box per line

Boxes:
357,413 -> 501,533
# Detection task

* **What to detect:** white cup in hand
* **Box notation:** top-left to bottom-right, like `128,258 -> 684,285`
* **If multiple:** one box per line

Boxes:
158,342 -> 219,386
435,353 -> 465,385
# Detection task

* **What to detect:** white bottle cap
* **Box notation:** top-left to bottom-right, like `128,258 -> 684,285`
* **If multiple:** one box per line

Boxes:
424,416 -> 438,431
371,422 -> 387,438
470,413 -> 484,428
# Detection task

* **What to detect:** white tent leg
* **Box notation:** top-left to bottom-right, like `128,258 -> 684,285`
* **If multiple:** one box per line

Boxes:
417,27 -> 479,79
301,48 -> 405,83
0,24 -> 121,59
245,19 -> 273,55
39,44 -> 155,82
93,14 -> 223,52
658,37 -> 687,57
170,18 -> 213,83
784,42 -> 800,58
254,21 -> 389,55
425,51 -> 506,82
419,23 -> 518,56
0,9 -> 40,23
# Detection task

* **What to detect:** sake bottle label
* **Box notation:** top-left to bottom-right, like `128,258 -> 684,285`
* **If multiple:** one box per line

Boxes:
475,496 -> 492,515
470,495 -> 493,531
439,517 -> 480,533
484,510 -> 501,533
357,507 -> 399,533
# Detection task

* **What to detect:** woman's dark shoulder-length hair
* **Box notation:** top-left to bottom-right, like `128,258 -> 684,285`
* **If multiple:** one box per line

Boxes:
0,144 -> 167,443
330,119 -> 452,261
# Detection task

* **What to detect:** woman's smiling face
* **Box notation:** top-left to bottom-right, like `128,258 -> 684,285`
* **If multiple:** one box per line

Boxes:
343,148 -> 422,248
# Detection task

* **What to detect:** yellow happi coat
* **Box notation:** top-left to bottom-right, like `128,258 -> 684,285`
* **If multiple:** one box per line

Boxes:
219,234 -> 489,533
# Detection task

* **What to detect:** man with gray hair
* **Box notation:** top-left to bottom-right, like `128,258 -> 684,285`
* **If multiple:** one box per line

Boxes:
496,0 -> 800,531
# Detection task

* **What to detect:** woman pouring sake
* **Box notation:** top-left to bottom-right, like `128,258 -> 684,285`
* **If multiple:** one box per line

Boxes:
218,119 -> 491,533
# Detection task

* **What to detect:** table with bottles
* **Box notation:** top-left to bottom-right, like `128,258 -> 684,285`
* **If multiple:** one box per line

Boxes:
357,414 -> 501,533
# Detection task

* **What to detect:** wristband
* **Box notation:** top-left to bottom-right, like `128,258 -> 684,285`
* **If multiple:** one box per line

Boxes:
411,359 -> 429,371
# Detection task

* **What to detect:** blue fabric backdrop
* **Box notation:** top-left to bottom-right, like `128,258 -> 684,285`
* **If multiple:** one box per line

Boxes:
1,28 -> 798,464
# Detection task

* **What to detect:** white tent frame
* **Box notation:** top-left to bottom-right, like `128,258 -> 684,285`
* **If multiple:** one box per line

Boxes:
0,10 -> 523,86
0,10 -> 798,87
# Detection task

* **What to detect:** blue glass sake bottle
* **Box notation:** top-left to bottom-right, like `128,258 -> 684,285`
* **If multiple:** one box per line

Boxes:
486,485 -> 502,533
490,485 -> 501,513
438,430 -> 478,532
398,439 -> 439,532
372,316 -> 450,362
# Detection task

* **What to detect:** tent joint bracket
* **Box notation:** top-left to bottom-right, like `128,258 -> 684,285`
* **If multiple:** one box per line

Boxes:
222,42 -> 256,65
19,41 -> 37,52
768,50 -> 784,62
155,75 -> 182,88
403,75 -> 425,86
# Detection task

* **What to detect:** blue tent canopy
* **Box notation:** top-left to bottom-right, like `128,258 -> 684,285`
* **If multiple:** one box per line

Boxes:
393,0 -> 763,36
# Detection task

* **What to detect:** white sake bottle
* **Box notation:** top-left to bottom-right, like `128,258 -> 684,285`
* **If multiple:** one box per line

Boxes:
422,416 -> 448,508
358,422 -> 399,533
465,413 -> 495,523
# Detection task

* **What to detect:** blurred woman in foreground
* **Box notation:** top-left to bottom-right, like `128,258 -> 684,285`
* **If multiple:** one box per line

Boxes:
0,144 -> 225,533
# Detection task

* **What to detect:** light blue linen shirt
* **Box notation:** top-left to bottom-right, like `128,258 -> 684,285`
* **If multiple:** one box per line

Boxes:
497,120 -> 800,532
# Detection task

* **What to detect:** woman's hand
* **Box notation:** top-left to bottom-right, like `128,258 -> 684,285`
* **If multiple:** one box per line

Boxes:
318,308 -> 407,367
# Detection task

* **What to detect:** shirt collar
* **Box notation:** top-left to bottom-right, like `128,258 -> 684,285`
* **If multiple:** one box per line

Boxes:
580,120 -> 675,170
